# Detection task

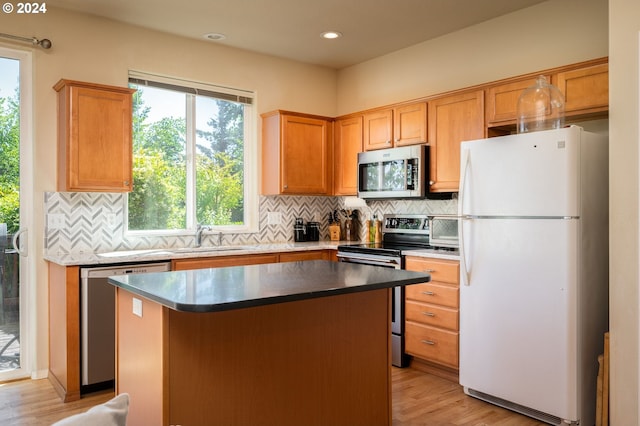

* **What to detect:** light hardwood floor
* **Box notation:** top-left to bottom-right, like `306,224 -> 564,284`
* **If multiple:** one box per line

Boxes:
0,368 -> 545,425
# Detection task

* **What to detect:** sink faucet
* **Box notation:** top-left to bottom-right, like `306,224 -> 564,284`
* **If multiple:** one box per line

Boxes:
195,224 -> 212,247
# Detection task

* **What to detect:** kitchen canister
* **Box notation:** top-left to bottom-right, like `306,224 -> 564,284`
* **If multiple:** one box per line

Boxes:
306,222 -> 320,241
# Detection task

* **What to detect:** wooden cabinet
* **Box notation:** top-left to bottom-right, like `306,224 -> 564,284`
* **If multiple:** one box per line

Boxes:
48,263 -> 81,402
485,59 -> 608,131
485,76 -> 551,128
555,62 -> 608,116
333,116 -> 363,195
404,257 -> 460,372
363,109 -> 393,150
261,110 -> 333,195
394,102 -> 428,146
279,250 -> 332,262
427,90 -> 484,193
363,102 -> 427,151
54,79 -> 135,192
172,253 -> 279,270
173,251 -> 335,270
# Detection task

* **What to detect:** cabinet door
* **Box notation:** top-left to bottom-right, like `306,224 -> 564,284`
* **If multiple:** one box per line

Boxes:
279,250 -> 332,262
428,90 -> 484,193
334,116 -> 363,195
172,254 -> 278,270
485,76 -> 550,127
281,114 -> 332,194
555,63 -> 608,114
394,102 -> 427,146
56,80 -> 134,192
363,109 -> 393,151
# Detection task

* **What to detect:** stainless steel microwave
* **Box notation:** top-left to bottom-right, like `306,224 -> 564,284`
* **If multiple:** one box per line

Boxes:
357,145 -> 427,199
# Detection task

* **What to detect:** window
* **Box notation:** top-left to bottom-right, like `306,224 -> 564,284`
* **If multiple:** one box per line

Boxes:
127,72 -> 256,234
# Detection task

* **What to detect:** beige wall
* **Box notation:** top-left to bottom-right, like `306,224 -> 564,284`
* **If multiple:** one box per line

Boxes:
336,0 -> 608,115
609,0 -> 640,424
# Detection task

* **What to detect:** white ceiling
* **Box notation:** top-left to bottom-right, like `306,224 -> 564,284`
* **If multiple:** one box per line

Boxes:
46,0 -> 548,69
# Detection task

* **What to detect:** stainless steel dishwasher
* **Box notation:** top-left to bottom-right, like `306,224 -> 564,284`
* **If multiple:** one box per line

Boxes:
80,262 -> 170,392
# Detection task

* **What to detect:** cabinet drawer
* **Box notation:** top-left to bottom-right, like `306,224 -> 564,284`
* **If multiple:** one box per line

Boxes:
405,322 -> 458,368
405,282 -> 459,308
404,257 -> 459,284
405,300 -> 458,330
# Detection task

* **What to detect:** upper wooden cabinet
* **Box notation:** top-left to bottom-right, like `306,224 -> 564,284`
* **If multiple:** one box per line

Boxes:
394,102 -> 428,146
485,59 -> 608,130
334,116 -> 363,196
427,90 -> 484,193
485,76 -> 551,128
363,109 -> 393,150
555,62 -> 608,115
54,79 -> 135,192
363,102 -> 427,150
261,110 -> 333,195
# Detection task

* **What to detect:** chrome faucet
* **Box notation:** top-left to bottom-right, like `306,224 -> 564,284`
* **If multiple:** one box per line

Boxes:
195,224 -> 212,247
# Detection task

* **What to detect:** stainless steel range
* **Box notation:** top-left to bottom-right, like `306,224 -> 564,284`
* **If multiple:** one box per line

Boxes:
337,213 -> 453,367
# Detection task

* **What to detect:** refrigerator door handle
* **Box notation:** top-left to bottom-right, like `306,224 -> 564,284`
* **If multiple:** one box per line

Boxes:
459,148 -> 471,286
458,148 -> 470,217
459,216 -> 471,286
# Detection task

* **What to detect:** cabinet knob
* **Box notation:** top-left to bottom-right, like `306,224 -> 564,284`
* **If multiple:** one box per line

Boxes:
386,140 -> 391,144
124,180 -> 130,186
429,180 -> 434,186
421,340 -> 436,345
421,291 -> 435,296
422,311 -> 435,317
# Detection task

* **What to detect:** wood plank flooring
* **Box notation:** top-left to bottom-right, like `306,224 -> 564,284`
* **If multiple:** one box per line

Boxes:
0,368 -> 546,425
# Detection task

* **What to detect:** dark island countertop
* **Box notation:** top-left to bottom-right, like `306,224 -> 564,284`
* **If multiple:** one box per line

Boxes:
108,260 -> 431,313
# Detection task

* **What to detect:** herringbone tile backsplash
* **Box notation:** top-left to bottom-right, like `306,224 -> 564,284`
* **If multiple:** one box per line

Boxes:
44,192 -> 456,255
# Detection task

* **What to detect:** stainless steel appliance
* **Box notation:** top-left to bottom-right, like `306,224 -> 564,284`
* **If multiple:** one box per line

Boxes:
357,145 -> 427,199
80,261 -> 170,392
428,215 -> 459,249
337,213 -> 438,367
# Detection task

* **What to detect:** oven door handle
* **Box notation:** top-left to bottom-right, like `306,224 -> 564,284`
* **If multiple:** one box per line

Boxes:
336,253 -> 401,269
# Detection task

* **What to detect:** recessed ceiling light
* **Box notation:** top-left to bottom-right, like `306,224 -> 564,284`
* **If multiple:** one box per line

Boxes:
321,31 -> 342,40
203,33 -> 226,41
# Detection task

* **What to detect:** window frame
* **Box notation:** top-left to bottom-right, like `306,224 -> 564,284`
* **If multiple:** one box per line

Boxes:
125,71 -> 258,237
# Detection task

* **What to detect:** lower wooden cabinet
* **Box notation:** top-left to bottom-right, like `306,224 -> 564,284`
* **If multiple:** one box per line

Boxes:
404,256 -> 460,371
172,254 -> 278,270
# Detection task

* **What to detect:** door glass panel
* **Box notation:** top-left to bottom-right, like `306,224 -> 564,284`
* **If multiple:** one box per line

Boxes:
0,56 -> 21,373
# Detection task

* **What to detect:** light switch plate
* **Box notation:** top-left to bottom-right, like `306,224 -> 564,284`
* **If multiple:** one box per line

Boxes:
133,297 -> 143,317
47,214 -> 65,229
267,211 -> 281,225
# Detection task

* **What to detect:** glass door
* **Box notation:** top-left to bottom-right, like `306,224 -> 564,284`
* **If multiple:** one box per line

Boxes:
0,48 -> 31,381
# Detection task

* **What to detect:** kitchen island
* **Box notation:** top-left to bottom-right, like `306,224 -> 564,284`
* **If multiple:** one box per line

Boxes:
108,260 -> 430,426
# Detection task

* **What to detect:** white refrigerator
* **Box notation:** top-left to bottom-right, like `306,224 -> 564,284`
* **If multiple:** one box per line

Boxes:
458,126 -> 608,426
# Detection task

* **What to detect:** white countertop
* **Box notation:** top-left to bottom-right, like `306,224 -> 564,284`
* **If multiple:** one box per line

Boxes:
44,241 -> 344,266
44,240 -> 459,266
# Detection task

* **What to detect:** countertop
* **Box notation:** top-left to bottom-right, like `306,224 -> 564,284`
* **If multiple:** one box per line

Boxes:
44,240 -> 459,266
108,259 -> 431,312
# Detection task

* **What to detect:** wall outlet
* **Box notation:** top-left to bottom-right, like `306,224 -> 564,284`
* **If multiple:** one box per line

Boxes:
132,297 -> 143,318
47,213 -> 65,229
106,213 -> 117,227
267,211 -> 281,225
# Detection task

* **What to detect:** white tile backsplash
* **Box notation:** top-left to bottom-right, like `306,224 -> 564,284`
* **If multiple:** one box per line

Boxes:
44,192 -> 456,255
